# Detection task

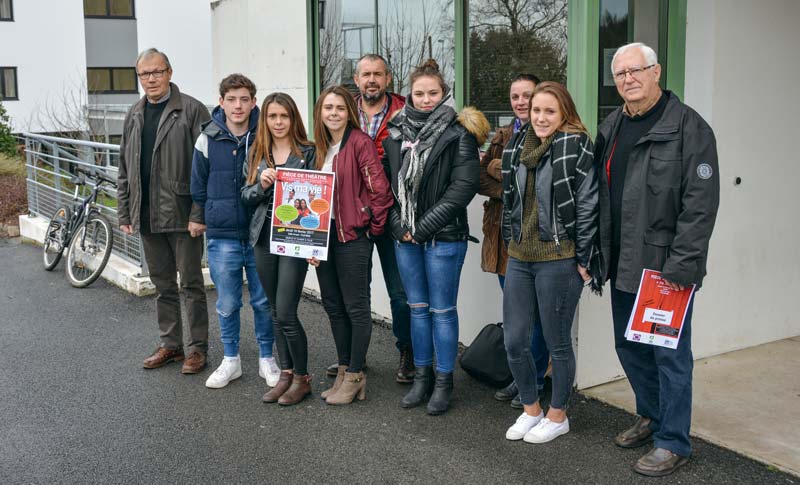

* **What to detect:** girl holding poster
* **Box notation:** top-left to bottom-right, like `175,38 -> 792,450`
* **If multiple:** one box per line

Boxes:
310,85 -> 393,405
381,59 -> 488,416
241,92 -> 316,406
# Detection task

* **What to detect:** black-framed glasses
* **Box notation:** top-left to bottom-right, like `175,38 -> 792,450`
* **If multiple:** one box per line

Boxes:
613,64 -> 655,82
136,69 -> 168,80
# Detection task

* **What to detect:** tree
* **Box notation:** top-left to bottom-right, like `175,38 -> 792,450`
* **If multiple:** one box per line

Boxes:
0,101 -> 16,157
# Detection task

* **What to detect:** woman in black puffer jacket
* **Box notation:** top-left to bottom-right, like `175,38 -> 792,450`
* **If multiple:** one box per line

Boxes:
382,59 -> 489,416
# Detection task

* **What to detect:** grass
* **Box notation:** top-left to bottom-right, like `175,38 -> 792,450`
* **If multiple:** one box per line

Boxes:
0,153 -> 27,226
0,152 -> 25,177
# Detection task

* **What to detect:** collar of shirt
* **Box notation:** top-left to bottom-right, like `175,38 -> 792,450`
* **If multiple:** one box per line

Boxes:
358,94 -> 390,139
513,117 -> 524,134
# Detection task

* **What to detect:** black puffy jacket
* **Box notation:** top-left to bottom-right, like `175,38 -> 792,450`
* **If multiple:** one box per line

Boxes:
382,107 -> 489,243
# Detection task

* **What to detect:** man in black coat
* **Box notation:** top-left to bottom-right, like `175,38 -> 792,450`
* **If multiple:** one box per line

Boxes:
595,42 -> 719,477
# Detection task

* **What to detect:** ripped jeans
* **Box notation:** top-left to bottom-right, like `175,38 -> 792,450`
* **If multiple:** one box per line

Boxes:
395,240 -> 467,373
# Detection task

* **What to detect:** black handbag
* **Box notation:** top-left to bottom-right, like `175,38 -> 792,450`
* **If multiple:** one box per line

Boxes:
459,322 -> 513,388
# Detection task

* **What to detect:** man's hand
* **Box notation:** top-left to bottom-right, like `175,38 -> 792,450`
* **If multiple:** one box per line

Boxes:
260,168 -> 278,190
120,224 -> 133,235
662,278 -> 686,292
577,264 -> 591,282
188,222 -> 207,238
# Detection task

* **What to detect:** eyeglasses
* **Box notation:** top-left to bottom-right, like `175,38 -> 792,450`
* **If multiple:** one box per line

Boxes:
613,64 -> 655,82
137,69 -> 169,80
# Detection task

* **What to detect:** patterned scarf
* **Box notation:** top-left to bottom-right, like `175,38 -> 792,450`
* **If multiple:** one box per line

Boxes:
396,94 -> 457,233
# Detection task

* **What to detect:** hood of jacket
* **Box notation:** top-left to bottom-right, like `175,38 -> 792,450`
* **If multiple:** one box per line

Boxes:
387,104 -> 490,145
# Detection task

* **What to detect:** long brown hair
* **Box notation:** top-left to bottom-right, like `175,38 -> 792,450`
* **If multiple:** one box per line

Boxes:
530,82 -> 589,135
313,85 -> 360,170
247,92 -> 311,184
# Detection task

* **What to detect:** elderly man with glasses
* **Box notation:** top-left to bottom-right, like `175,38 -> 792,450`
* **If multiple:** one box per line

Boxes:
117,48 -> 212,374
594,42 -> 720,477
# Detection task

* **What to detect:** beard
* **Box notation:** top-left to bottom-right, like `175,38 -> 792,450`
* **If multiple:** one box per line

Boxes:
362,88 -> 386,105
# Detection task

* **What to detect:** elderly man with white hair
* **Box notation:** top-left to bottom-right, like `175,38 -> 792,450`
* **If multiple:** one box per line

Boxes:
594,42 -> 720,477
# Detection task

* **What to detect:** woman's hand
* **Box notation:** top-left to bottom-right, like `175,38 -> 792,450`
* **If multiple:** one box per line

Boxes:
260,168 -> 277,190
401,231 -> 413,243
307,257 -> 320,267
577,264 -> 591,282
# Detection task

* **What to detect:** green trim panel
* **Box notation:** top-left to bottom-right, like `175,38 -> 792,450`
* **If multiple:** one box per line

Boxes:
306,0 -> 320,137
567,0 -> 599,136
454,0 -> 466,110
666,0 -> 687,100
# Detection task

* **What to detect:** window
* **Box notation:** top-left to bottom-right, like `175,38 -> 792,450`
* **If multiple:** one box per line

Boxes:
84,0 -> 135,19
317,0 -> 455,95
0,67 -> 18,100
0,0 -> 13,21
87,67 -> 138,94
467,0 -> 568,131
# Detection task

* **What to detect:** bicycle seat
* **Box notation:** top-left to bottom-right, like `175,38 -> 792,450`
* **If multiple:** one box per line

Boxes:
69,173 -> 87,186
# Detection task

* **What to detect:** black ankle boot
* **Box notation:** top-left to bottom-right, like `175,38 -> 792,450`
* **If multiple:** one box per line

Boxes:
426,372 -> 453,415
401,366 -> 434,408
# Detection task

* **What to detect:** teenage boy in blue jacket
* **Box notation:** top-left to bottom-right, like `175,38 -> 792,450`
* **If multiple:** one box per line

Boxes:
191,74 -> 279,389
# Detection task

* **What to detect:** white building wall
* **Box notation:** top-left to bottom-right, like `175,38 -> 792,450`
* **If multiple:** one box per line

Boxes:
136,0 -> 216,105
576,0 -> 800,388
0,0 -> 87,132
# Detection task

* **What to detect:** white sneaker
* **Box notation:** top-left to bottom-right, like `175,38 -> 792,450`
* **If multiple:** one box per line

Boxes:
506,412 -> 544,440
523,417 -> 570,443
205,356 -> 242,389
258,356 -> 281,387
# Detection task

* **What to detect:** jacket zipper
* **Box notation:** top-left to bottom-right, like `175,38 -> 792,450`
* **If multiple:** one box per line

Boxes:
333,153 -> 345,241
552,189 -> 561,255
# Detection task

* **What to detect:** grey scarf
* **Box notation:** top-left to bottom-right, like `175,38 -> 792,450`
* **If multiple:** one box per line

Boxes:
396,94 -> 457,233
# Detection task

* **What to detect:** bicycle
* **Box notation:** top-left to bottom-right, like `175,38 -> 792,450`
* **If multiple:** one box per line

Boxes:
42,166 -> 117,288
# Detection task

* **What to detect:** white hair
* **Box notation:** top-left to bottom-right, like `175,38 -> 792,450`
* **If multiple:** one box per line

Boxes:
611,42 -> 658,73
136,48 -> 172,71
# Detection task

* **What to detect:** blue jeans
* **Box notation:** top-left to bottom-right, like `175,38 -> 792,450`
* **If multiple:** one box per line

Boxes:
499,273 -> 549,391
612,284 -> 694,457
503,257 -> 582,409
207,238 -> 274,358
395,240 -> 467,373
370,232 -> 411,352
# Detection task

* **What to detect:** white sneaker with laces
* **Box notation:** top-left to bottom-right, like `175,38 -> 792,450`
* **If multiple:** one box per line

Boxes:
259,356 -> 281,387
506,411 -> 544,440
523,417 -> 570,443
205,356 -> 242,389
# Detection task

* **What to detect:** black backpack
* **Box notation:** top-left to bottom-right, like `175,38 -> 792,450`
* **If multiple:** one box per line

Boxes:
459,322 -> 513,388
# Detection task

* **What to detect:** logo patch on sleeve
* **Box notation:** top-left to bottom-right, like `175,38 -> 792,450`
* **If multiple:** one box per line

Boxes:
697,163 -> 713,180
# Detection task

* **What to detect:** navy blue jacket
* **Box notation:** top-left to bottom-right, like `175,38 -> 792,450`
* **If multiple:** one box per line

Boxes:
191,105 -> 259,240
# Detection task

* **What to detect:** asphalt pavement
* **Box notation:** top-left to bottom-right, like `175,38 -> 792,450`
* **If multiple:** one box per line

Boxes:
0,238 -> 795,484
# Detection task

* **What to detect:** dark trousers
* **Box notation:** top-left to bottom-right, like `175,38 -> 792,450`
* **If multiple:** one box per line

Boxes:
503,257 -> 582,409
369,232 -> 411,352
316,224 -> 374,373
140,231 -> 209,353
254,244 -> 309,375
611,284 -> 694,457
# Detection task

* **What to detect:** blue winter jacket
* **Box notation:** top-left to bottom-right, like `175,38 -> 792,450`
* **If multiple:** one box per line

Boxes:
191,105 -> 259,240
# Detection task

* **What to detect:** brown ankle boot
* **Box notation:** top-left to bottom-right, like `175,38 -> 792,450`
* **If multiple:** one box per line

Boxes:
262,371 -> 292,403
321,365 -> 347,399
278,374 -> 312,406
325,371 -> 366,405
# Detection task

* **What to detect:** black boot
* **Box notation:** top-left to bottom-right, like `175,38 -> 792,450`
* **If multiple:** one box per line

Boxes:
426,372 -> 454,416
401,366 -> 434,408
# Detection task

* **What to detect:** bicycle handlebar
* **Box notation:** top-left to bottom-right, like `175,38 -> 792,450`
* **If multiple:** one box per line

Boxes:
75,167 -> 118,188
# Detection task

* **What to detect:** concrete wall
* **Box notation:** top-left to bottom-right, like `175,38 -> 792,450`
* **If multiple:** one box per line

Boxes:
136,0 -> 216,105
0,0 -> 87,132
576,0 -> 800,388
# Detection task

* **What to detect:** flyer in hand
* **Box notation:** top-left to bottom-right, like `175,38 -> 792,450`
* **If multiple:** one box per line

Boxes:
270,168 -> 335,260
625,269 -> 695,349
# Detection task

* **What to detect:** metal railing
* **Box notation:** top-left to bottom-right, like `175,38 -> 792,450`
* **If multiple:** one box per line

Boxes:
21,132 -> 149,276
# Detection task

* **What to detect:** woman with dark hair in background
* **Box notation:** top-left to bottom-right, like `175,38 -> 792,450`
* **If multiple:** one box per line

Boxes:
241,92 -> 316,406
501,82 -> 599,443
382,59 -> 489,415
309,85 -> 393,405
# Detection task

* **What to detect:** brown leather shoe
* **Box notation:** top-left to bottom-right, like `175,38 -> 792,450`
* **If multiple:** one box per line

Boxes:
614,416 -> 654,448
143,347 -> 184,369
395,347 -> 415,384
278,374 -> 312,406
321,365 -> 347,399
633,447 -> 690,477
325,371 -> 366,405
180,351 -> 207,374
263,371 -> 293,403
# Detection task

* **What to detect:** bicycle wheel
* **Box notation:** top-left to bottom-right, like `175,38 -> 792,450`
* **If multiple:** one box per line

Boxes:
66,213 -> 114,288
43,206 -> 71,271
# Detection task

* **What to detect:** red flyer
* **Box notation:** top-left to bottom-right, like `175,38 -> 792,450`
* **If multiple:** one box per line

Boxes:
270,168 -> 335,260
625,269 -> 695,349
